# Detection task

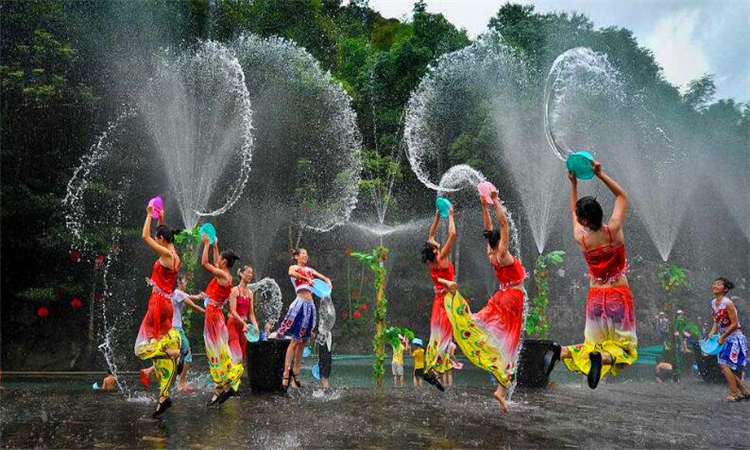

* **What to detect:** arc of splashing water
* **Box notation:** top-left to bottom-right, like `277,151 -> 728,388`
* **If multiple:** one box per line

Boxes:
249,277 -> 283,328
139,41 -> 255,227
63,109 -> 137,248
192,46 -> 254,219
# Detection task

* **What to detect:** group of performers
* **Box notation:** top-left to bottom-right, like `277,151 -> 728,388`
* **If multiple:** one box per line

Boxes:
135,158 -> 747,418
135,203 -> 331,418
418,160 -> 637,412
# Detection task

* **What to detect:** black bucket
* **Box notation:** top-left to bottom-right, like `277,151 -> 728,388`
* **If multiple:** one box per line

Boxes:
691,342 -> 725,384
515,338 -> 552,388
247,339 -> 291,393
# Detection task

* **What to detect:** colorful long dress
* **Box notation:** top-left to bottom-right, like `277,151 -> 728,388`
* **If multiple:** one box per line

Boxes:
134,259 -> 181,399
424,262 -> 455,375
203,279 -> 244,391
227,294 -> 250,363
712,297 -> 747,372
276,265 -> 317,341
562,225 -> 638,380
445,256 -> 526,388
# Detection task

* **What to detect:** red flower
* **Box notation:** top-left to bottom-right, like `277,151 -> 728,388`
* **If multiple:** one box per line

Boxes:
71,298 -> 82,310
37,307 -> 49,318
95,254 -> 105,265
70,250 -> 81,263
351,289 -> 360,299
346,248 -> 353,256
352,310 -> 362,319
360,303 -> 369,311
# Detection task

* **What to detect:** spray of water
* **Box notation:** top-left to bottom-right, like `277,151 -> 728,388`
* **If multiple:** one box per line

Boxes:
249,277 -> 283,329
226,34 -> 362,267
139,40 -> 254,228
544,47 -> 697,261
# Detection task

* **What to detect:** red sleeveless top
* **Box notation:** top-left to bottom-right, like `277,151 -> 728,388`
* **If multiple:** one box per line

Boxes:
204,278 -> 232,305
581,225 -> 628,283
236,295 -> 250,318
429,261 -> 455,292
150,259 -> 178,294
492,256 -> 527,290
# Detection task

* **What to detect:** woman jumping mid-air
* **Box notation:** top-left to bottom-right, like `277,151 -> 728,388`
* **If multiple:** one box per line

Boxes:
200,235 -> 244,405
421,206 -> 457,391
545,160 -> 638,389
441,189 -> 526,413
134,205 -> 181,418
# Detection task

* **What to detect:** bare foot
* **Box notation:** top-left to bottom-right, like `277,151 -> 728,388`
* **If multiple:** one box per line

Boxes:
493,387 -> 509,414
178,383 -> 195,392
166,348 -> 180,359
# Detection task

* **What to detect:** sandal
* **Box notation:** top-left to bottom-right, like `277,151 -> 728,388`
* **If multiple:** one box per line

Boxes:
217,387 -> 236,404
422,371 -> 445,392
207,389 -> 222,406
152,397 -> 172,418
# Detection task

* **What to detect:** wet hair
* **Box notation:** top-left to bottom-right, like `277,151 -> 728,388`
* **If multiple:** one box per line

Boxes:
237,264 -> 253,277
221,250 -> 240,268
715,277 -> 735,293
483,229 -> 501,249
155,225 -> 182,244
575,196 -> 604,231
421,241 -> 438,263
291,248 -> 307,262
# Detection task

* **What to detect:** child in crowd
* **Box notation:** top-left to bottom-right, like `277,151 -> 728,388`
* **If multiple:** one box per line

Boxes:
411,338 -> 425,387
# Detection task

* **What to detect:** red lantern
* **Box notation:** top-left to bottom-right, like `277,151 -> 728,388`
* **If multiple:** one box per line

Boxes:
360,303 -> 369,311
95,254 -> 105,265
71,298 -> 82,310
352,310 -> 362,319
70,250 -> 81,263
37,307 -> 49,318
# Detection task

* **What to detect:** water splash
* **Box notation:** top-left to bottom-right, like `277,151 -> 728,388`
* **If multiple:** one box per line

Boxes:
63,109 -> 136,252
226,34 -> 362,266
249,277 -> 282,329
139,40 -> 254,228
404,33 -> 531,193
544,47 -> 625,160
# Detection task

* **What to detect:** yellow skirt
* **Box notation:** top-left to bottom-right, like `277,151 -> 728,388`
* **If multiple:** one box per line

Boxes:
563,286 -> 638,379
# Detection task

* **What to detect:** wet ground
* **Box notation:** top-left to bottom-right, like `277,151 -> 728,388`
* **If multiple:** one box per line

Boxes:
2,366 -> 748,449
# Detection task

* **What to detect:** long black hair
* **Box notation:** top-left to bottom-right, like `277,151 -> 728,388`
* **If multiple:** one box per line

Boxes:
715,277 -> 735,294
221,250 -> 240,268
483,229 -> 501,249
421,241 -> 437,263
575,196 -> 604,230
155,225 -> 182,244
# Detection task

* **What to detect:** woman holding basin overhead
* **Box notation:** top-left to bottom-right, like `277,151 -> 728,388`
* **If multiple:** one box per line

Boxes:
273,248 -> 332,389
544,158 -> 638,389
440,186 -> 527,413
200,231 -> 244,406
420,201 -> 457,392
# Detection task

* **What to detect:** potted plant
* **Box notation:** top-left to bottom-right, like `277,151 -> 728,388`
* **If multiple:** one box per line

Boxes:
516,250 -> 565,388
